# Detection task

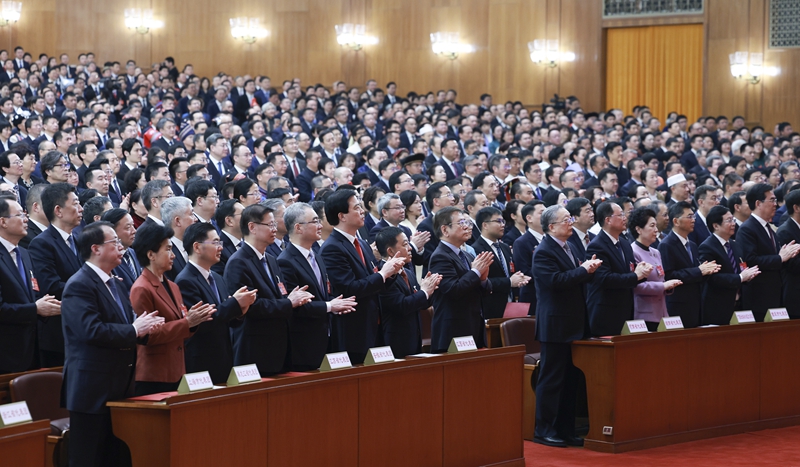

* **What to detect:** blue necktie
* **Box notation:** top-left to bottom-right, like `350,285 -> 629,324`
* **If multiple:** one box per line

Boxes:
685,241 -> 693,262
725,242 -> 739,273
207,273 -> 221,304
106,278 -> 128,323
614,241 -> 625,264
68,234 -> 77,255
457,250 -> 471,270
261,255 -> 276,289
12,247 -> 26,287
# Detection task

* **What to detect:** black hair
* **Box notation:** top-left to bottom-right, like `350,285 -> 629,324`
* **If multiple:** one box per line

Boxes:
131,221 -> 175,267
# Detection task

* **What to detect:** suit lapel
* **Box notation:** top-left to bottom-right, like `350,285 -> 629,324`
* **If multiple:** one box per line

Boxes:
288,245 -> 321,296
191,265 -> 218,305
246,246 -> 279,295
49,227 -> 81,270
0,247 -> 26,291
334,231 -> 369,274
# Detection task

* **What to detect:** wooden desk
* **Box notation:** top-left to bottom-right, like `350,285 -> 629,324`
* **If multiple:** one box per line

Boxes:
0,419 -> 50,467
573,320 -> 800,453
109,347 -> 525,467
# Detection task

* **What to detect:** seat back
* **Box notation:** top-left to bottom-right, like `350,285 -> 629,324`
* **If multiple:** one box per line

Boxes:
500,318 -> 540,355
9,372 -> 68,422
420,306 -> 433,346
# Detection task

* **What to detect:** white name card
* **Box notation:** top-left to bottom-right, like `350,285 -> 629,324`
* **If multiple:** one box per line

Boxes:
364,346 -> 395,365
227,364 -> 262,386
765,308 -> 790,322
621,319 -> 648,335
0,401 -> 32,427
178,371 -> 214,394
448,335 -> 478,353
730,310 -> 756,325
320,351 -> 352,371
658,316 -> 684,332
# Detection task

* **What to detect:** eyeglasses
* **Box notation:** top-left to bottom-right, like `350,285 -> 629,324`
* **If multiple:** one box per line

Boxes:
552,216 -> 575,225
198,240 -> 222,247
385,206 -> 405,211
2,212 -> 26,219
102,238 -> 123,246
439,192 -> 455,199
486,218 -> 506,225
247,191 -> 261,198
155,194 -> 174,199
56,163 -> 70,170
203,195 -> 219,200
254,221 -> 278,229
448,219 -> 472,228
610,213 -> 628,219
297,218 -> 322,226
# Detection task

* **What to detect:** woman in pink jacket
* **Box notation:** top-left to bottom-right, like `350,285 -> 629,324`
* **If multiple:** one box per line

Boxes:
628,207 -> 683,331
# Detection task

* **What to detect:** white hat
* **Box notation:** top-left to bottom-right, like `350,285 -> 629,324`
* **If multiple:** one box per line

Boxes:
667,173 -> 687,188
418,124 -> 434,135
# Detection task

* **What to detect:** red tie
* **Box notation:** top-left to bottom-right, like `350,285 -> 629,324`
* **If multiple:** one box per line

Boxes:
400,269 -> 411,290
353,239 -> 366,267
292,160 -> 300,177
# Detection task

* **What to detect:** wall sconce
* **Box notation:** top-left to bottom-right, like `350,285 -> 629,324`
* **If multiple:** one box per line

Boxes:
430,32 -> 474,60
528,40 -> 575,67
124,8 -> 163,34
729,51 -> 779,84
335,23 -> 378,50
0,1 -> 21,27
230,17 -> 268,44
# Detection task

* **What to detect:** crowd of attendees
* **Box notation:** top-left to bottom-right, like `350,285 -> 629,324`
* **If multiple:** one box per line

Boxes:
3,43 -> 800,461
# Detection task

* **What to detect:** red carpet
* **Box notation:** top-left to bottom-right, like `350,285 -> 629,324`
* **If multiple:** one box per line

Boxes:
525,425 -> 800,466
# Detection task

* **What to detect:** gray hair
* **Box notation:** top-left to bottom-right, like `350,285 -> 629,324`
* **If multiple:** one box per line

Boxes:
540,205 -> 567,234
141,179 -> 170,211
377,193 -> 400,216
284,202 -> 313,235
160,196 -> 192,227
260,198 -> 285,212
205,133 -> 224,147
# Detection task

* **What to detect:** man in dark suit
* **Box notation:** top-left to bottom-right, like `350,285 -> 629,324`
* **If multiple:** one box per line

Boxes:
102,208 -> 141,293
532,205 -> 601,448
212,199 -> 243,275
177,223 -> 256,383
278,203 -> 356,370
586,201 -> 652,336
62,222 -> 163,467
428,207 -> 493,352
775,190 -> 800,318
206,134 -> 233,188
161,197 -> 193,282
566,198 -> 596,262
29,183 -> 84,367
699,206 -> 760,325
367,193 -> 430,265
688,185 -> 716,246
224,204 -> 313,375
0,198 -> 61,374
417,182 -> 454,276
464,190 -> 489,245
472,206 -> 530,319
659,201 -> 720,328
375,227 -> 440,358
320,190 -> 404,363
734,183 -> 800,321
513,201 -> 545,316
295,148 -> 321,203
19,184 -> 47,249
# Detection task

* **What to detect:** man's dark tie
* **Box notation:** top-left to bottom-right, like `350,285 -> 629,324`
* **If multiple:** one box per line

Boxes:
685,241 -> 693,262
106,278 -> 128,323
112,178 -> 122,198
353,238 -> 366,267
207,273 -> 221,304
291,159 -> 300,177
563,243 -> 578,267
217,161 -> 223,177
614,241 -> 625,264
12,247 -> 26,286
457,250 -> 471,270
535,187 -> 543,199
125,250 -> 139,277
767,225 -> 777,253
68,235 -> 77,256
260,255 -> 276,288
400,268 -> 411,290
724,241 -> 740,273
492,242 -> 510,277
308,251 -> 324,292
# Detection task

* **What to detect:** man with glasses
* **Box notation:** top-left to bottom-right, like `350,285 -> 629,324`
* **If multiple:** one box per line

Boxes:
41,150 -> 70,183
0,197 -> 60,375
464,189 -> 490,245
688,185 -> 719,246
735,183 -> 800,321
0,150 -> 27,207
429,206 -> 493,352
488,154 -> 510,204
418,182 -> 454,276
117,138 -> 143,189
659,201 -> 720,328
168,156 -> 190,196
161,196 -> 196,282
472,206 -> 530,318
586,201 -> 653,336
139,180 -> 173,230
230,144 -> 255,179
29,183 -> 84,366
278,202 -> 357,370
226,204 -> 313,375
532,205 -> 602,448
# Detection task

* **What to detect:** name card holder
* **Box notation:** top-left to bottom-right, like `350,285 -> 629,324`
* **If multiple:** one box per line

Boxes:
657,316 -> 684,332
730,310 -> 756,325
320,351 -> 352,371
765,308 -> 790,322
227,364 -> 262,386
364,346 -> 395,365
0,401 -> 32,427
177,371 -> 214,394
448,335 -> 478,353
621,319 -> 648,335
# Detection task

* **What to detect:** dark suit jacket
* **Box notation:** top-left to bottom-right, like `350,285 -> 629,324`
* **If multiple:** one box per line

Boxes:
234,94 -> 265,123
277,244 -> 331,371
19,219 -> 43,249
513,231 -> 540,316
733,216 -> 782,321
471,236 -> 514,319
688,212 -> 711,246
585,231 -> 640,336
320,230 -> 394,363
416,214 -> 439,277
164,242 -> 187,282
212,232 -> 239,275
207,158 -> 233,188
29,225 -> 83,354
776,218 -> 800,318
428,242 -> 491,352
567,229 -> 595,262
112,249 -> 142,293
658,232 -> 705,328
698,235 -> 742,325
175,263 -> 243,384
379,264 -> 429,358
532,235 -> 593,343
439,160 -> 464,181
150,137 -> 176,153
295,167 -> 318,203
224,243 -> 293,375
0,245 -> 38,373
61,264 -> 138,414
129,268 -> 192,383
368,219 -> 424,266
